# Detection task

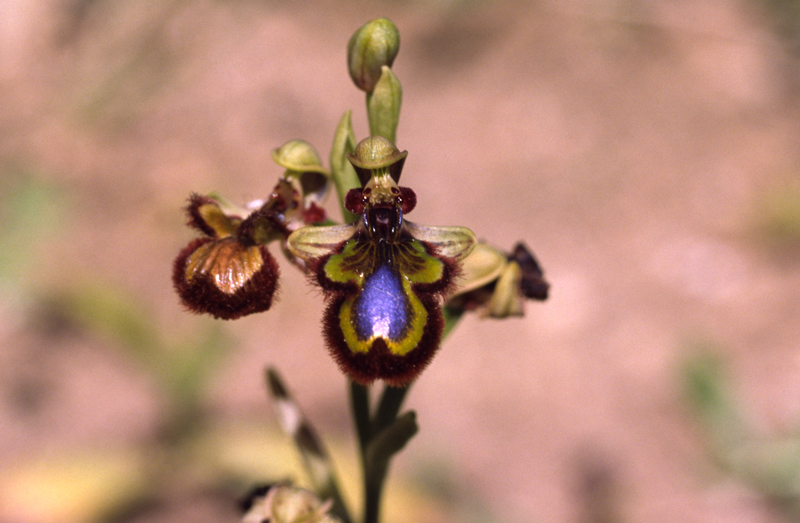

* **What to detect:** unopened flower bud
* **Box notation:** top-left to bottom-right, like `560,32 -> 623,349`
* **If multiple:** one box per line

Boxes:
367,66 -> 402,144
347,18 -> 400,93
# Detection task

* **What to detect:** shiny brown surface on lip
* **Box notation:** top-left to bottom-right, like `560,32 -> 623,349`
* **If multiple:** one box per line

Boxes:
186,239 -> 264,295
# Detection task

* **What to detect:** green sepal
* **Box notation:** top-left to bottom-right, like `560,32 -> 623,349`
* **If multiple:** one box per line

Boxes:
330,111 -> 361,223
451,242 -> 507,296
205,191 -> 251,219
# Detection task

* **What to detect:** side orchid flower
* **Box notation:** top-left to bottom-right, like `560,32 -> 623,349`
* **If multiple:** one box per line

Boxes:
172,140 -> 329,320
448,242 -> 549,318
287,137 -> 476,386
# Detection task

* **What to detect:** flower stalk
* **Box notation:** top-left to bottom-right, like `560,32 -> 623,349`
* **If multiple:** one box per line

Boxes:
170,16 -> 548,523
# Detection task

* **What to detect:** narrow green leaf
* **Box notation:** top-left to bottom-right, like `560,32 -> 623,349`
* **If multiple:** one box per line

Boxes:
350,381 -> 372,457
265,368 -> 352,523
365,411 -> 418,472
442,306 -> 466,339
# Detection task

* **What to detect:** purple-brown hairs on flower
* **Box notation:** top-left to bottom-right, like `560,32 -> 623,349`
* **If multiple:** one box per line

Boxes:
286,139 -> 476,385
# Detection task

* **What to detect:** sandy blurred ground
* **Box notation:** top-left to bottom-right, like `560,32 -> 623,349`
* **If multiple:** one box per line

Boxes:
2,0 -> 800,522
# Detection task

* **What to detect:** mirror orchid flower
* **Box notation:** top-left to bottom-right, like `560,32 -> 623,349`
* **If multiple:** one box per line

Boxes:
288,137 -> 476,386
172,140 -> 329,320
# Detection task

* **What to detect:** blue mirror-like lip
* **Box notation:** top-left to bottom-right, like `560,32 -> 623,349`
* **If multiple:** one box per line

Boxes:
353,262 -> 409,341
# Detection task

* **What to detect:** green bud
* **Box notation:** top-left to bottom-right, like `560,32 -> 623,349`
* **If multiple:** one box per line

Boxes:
347,18 -> 400,93
347,135 -> 407,185
271,139 -> 329,201
367,66 -> 402,144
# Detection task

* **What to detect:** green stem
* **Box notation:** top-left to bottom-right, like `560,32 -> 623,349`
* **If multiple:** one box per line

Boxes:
362,384 -> 411,523
363,468 -> 383,523
353,310 -> 465,523
351,381 -> 379,523
350,381 -> 372,454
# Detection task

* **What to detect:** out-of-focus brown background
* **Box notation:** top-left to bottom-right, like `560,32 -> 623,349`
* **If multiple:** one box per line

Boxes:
2,0 -> 800,522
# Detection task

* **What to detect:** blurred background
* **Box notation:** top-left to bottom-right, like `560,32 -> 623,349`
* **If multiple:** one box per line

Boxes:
2,0 -> 800,522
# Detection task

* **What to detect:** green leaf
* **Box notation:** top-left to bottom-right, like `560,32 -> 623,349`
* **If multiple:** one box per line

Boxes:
366,411 -> 418,470
362,411 -> 418,523
265,368 -> 352,523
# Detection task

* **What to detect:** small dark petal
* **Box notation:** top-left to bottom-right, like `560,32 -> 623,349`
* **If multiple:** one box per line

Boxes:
321,292 -> 443,386
172,238 -> 279,320
510,242 -> 549,300
387,155 -> 407,183
302,201 -> 327,224
239,484 -> 276,513
398,187 -> 416,214
263,178 -> 301,215
351,165 -> 373,188
344,188 -> 365,214
238,209 -> 289,244
186,193 -> 225,237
